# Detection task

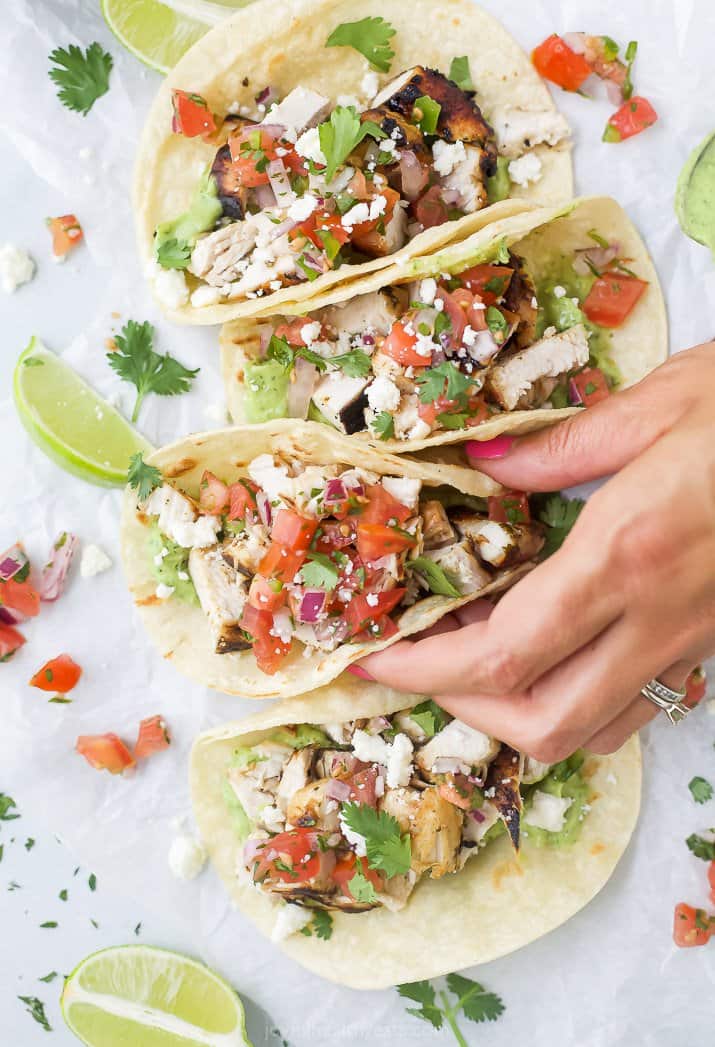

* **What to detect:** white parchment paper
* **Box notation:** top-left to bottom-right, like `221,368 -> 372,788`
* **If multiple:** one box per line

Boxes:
1,1 -> 715,1043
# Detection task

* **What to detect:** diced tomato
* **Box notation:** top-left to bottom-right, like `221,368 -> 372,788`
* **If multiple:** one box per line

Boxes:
239,604 -> 291,675
315,519 -> 359,554
382,321 -> 431,367
571,367 -> 610,406
274,319 -> 315,347
248,574 -> 287,612
466,397 -> 491,427
134,715 -> 171,759
171,89 -> 216,137
351,187 -> 400,236
370,614 -> 399,640
198,470 -> 229,514
258,543 -> 306,585
227,127 -> 304,187
0,576 -> 41,618
239,603 -> 273,641
458,265 -> 514,306
227,479 -> 259,521
344,588 -> 406,636
332,854 -> 383,898
603,96 -> 658,143
708,862 -> 715,907
46,214 -> 83,258
271,510 -> 318,551
488,491 -> 531,525
414,185 -> 449,228
30,654 -> 82,694
291,211 -> 351,253
686,667 -> 707,707
435,288 -> 467,344
438,774 -> 480,811
418,394 -> 462,428
76,733 -> 136,775
348,765 -> 379,807
673,903 -> 713,948
254,828 -> 322,883
357,523 -> 416,561
582,272 -> 648,328
361,485 -> 412,526
0,623 -> 25,661
532,34 -> 592,92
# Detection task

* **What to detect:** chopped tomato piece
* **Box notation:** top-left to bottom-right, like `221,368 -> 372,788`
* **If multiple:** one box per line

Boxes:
458,265 -> 514,305
30,654 -> 82,694
438,774 -> 480,811
248,574 -> 287,612
291,211 -> 350,253
673,903 -> 713,948
570,367 -> 610,406
351,187 -> 400,236
344,588 -> 406,636
414,185 -> 449,228
227,479 -> 259,521
171,89 -> 216,137
253,631 -> 291,675
370,614 -> 399,640
348,765 -> 380,806
0,623 -> 25,661
332,854 -> 383,898
532,34 -> 592,92
134,715 -> 171,759
603,97 -> 658,143
361,485 -> 412,526
315,519 -> 358,553
466,397 -> 491,426
273,319 -> 315,347
258,543 -> 307,585
271,510 -> 318,552
708,862 -> 715,907
382,321 -> 431,367
0,576 -> 41,618
198,470 -> 229,514
76,733 -> 135,775
488,491 -> 531,525
418,394 -> 462,428
582,272 -> 648,328
686,667 -> 707,707
239,603 -> 273,641
356,523 -> 416,561
254,828 -> 322,883
435,288 -> 467,344
46,214 -> 83,258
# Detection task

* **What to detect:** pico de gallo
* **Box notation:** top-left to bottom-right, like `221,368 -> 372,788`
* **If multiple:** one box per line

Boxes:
137,455 -> 546,675
224,703 -> 591,939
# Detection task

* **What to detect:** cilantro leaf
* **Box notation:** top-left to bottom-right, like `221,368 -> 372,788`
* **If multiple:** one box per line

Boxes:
325,17 -> 396,73
686,832 -> 715,861
436,412 -> 468,430
331,350 -> 372,378
39,972 -> 58,984
49,42 -> 112,116
688,777 -> 713,805
415,96 -> 441,135
312,908 -> 333,940
107,319 -> 199,422
371,411 -> 395,440
0,794 -> 20,822
415,361 -> 471,405
446,973 -> 505,1024
409,699 -> 451,738
297,347 -> 328,372
407,556 -> 461,598
127,452 -> 162,501
538,494 -> 585,557
448,56 -> 474,92
156,237 -> 192,270
348,866 -> 378,904
486,306 -> 507,335
397,982 -> 444,1030
340,802 -> 411,877
18,995 -> 51,1032
318,106 -> 387,182
267,334 -> 295,369
299,551 -> 339,591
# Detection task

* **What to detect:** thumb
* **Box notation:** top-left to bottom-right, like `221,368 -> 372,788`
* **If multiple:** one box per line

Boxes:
464,368 -> 682,491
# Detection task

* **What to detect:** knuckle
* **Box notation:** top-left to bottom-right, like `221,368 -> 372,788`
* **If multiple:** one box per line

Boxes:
586,734 -> 622,757
476,642 -> 529,694
522,730 -> 576,766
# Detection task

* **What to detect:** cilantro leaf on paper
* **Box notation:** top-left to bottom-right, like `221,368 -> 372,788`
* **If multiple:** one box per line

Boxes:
318,107 -> 386,182
446,973 -> 505,1024
538,494 -> 585,557
688,777 -> 713,805
399,974 -> 505,1043
448,56 -> 474,92
127,452 -> 162,501
107,319 -> 199,422
0,794 -> 20,822
397,981 -> 444,1030
49,43 -> 112,116
325,18 -> 396,73
18,995 -> 52,1032
340,803 -> 411,877
685,832 -> 715,861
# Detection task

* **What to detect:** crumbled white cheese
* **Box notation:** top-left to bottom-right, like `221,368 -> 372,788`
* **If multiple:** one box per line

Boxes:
351,729 -> 414,788
419,720 -> 494,774
367,375 -> 400,413
247,454 -> 294,503
287,194 -> 318,223
361,69 -> 380,100
341,201 -> 370,228
155,583 -> 175,600
507,152 -> 543,188
0,244 -> 36,293
524,790 -> 573,833
152,264 -> 189,310
168,834 -> 206,880
295,127 -> 326,166
382,476 -> 421,511
191,284 -> 223,308
78,146 -> 93,161
419,278 -> 437,305
552,285 -> 566,299
271,903 -> 313,942
80,544 -> 112,578
432,139 -> 467,177
706,700 -> 715,717
300,320 -> 322,344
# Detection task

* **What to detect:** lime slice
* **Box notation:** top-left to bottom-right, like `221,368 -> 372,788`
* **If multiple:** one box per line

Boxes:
13,337 -> 153,488
61,945 -> 252,1046
101,0 -> 248,74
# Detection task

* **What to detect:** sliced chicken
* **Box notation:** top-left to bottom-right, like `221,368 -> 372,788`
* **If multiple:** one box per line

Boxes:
276,748 -> 314,812
312,372 -> 369,434
410,786 -> 463,879
190,220 -> 258,286
221,524 -> 269,576
485,744 -> 523,851
440,142 -> 490,212
452,514 -> 545,568
422,541 -> 492,595
421,500 -> 456,549
490,106 -> 571,159
267,87 -> 331,133
286,779 -> 341,832
503,253 -> 538,350
320,286 -> 408,338
188,547 -> 250,654
211,143 -> 249,220
416,719 -> 499,778
486,324 -> 590,411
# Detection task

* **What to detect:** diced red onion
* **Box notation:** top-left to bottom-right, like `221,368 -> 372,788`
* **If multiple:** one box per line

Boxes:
0,545 -> 28,581
257,491 -> 272,528
562,32 -> 587,54
243,838 -> 265,865
251,122 -> 285,139
572,242 -> 620,276
0,605 -> 25,625
267,158 -> 295,209
329,752 -> 359,776
297,589 -> 327,623
313,616 -> 350,648
253,183 -> 276,210
325,778 -> 351,801
287,357 -> 318,419
39,532 -> 78,602
399,150 -> 429,201
440,187 -> 462,206
470,808 -> 486,823
266,216 -> 300,242
342,473 -> 364,494
302,252 -> 330,276
324,478 -> 347,504
467,774 -> 484,786
255,85 -> 279,108
362,334 -> 375,346
568,378 -> 584,405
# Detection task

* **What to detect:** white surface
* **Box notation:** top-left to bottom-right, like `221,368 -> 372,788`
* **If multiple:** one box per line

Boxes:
1,0 -> 715,1043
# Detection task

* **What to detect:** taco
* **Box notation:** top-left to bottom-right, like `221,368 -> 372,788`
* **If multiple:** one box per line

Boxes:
120,420 -> 548,699
135,0 -> 574,325
190,676 -> 641,988
220,196 -> 667,451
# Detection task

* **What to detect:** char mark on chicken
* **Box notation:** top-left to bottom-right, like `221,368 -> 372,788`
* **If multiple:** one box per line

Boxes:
486,744 -> 523,851
503,253 -> 539,351
211,144 -> 248,220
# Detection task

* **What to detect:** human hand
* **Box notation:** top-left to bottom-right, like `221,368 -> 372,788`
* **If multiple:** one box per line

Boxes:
355,343 -> 715,760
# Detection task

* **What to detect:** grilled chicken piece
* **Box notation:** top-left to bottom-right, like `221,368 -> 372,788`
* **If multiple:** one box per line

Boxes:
440,143 -> 491,213
266,87 -> 330,133
228,768 -> 275,822
503,253 -> 538,350
421,500 -> 456,549
312,372 -> 369,434
485,744 -> 523,851
416,719 -> 499,778
320,286 -> 408,338
411,787 -> 463,879
211,143 -> 249,220
458,800 -> 501,867
188,547 -> 250,653
270,879 -> 377,913
351,202 -> 408,257
276,748 -> 314,812
423,541 -> 492,594
313,749 -> 360,779
286,779 -> 341,832
190,220 -> 258,286
360,107 -> 431,162
144,484 -> 198,543
452,515 -> 545,568
486,324 -> 590,411
490,105 -> 570,160
221,525 -> 268,576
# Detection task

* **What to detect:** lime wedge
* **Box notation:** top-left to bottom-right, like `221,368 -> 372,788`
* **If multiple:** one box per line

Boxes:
61,945 -> 252,1046
101,0 -> 249,74
13,337 -> 153,488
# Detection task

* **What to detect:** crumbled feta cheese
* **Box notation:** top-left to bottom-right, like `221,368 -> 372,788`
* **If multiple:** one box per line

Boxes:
419,278 -> 437,305
382,476 -> 421,510
706,700 -> 715,717
287,194 -> 318,223
361,69 -> 380,99
524,790 -> 573,833
80,544 -> 112,578
177,571 -> 190,582
0,244 -> 36,294
552,285 -> 567,299
78,146 -> 93,160
295,127 -> 326,166
272,903 -> 313,941
341,201 -> 370,228
367,375 -> 400,413
351,729 -> 414,788
168,834 -> 206,880
300,320 -> 322,345
152,263 -> 189,310
155,583 -> 175,600
508,152 -> 543,188
432,139 -> 467,177
247,454 -> 294,503
191,284 -> 223,307
419,720 -> 494,774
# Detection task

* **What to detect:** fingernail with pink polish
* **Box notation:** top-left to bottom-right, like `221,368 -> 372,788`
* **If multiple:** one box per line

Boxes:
347,665 -> 374,681
465,435 -> 515,460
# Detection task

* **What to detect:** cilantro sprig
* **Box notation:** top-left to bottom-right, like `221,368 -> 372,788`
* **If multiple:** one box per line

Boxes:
156,238 -> 192,270
398,974 -> 505,1044
299,551 -> 339,591
18,995 -> 52,1032
688,777 -> 713,805
318,106 -> 386,182
538,494 -> 585,557
49,43 -> 112,116
409,699 -> 451,738
127,452 -> 162,501
686,832 -> 715,861
300,908 -> 333,940
415,361 -> 472,406
348,866 -> 378,904
370,411 -> 395,440
107,319 -> 199,423
325,17 -> 396,73
407,556 -> 461,598
340,802 -> 411,878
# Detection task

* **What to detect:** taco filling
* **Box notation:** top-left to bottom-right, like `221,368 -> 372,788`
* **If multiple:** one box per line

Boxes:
224,705 -> 589,938
231,233 -> 647,440
154,64 -> 568,309
141,459 -> 543,675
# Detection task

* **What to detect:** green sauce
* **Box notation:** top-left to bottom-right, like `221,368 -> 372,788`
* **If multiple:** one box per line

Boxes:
487,156 -> 511,204
155,173 -> 222,268
147,522 -> 197,604
243,359 -> 290,423
676,130 -> 715,259
523,754 -> 589,848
